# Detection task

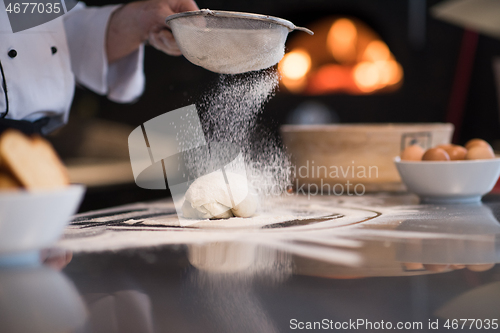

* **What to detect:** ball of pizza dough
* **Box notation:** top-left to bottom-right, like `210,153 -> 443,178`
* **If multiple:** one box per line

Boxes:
182,171 -> 258,219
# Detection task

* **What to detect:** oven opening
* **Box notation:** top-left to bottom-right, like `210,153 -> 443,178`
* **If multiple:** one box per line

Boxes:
279,16 -> 404,95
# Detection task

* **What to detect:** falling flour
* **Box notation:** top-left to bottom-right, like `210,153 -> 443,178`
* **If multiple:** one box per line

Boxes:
195,69 -> 291,209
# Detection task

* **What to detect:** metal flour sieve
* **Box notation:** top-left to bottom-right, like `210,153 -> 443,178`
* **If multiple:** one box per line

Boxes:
165,9 -> 313,74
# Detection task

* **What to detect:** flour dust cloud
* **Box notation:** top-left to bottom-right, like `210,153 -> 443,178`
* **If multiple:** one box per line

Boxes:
197,69 -> 291,201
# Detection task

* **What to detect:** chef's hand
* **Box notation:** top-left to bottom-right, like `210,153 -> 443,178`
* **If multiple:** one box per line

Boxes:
106,0 -> 199,63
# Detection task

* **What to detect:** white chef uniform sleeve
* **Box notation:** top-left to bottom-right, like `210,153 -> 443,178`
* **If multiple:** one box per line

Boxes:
63,3 -> 145,103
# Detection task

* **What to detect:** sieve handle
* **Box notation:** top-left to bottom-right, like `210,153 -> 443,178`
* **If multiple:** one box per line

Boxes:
294,26 -> 314,35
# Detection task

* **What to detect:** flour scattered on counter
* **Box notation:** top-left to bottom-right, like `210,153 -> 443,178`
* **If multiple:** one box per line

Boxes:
59,196 -> 377,262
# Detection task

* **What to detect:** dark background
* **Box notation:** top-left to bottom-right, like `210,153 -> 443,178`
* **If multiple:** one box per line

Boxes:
67,0 -> 500,142
51,0 -> 500,211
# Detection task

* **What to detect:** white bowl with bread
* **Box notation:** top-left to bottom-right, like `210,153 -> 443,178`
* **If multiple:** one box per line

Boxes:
395,139 -> 500,203
0,130 -> 85,260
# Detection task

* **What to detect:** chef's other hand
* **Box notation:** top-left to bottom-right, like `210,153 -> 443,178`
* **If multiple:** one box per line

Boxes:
106,0 -> 199,63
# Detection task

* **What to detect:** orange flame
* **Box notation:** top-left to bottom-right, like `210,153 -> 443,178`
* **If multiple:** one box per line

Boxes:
280,17 -> 404,95
327,19 -> 358,64
279,49 -> 311,92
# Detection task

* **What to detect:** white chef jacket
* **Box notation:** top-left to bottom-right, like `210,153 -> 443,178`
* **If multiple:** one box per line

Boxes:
0,2 -> 145,133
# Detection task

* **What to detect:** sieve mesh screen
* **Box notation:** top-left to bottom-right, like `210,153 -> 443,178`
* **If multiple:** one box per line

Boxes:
166,11 -> 312,74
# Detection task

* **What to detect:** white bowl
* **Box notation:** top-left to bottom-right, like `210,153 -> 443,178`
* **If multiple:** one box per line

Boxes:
0,266 -> 87,333
0,185 -> 85,257
394,157 -> 500,203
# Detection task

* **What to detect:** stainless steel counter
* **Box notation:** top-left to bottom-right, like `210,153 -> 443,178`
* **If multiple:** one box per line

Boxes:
2,193 -> 500,333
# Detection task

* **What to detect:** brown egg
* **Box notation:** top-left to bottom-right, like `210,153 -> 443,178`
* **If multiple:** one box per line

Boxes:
465,145 -> 495,160
400,145 -> 425,161
436,143 -> 454,150
423,264 -> 450,272
402,262 -> 425,270
465,138 -> 491,150
466,263 -> 495,272
442,145 -> 467,160
422,148 -> 450,161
